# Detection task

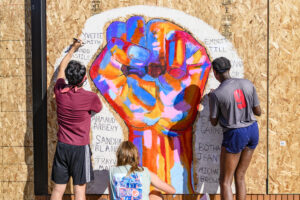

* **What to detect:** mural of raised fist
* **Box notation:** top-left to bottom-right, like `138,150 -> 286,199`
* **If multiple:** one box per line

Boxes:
90,16 -> 211,193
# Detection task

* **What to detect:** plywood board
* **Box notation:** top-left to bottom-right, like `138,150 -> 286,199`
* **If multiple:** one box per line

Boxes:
269,0 -> 300,193
0,4 -> 31,41
1,76 -> 32,112
2,164 -> 34,182
47,0 -> 267,194
2,147 -> 33,165
0,2 -> 33,200
2,182 -> 34,200
0,112 -> 3,146
0,59 -> 31,77
1,112 -> 33,146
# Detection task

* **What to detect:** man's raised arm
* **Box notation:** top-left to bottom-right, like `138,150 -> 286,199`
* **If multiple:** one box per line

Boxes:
57,38 -> 82,80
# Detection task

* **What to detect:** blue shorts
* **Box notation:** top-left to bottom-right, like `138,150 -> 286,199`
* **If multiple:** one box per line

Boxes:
222,122 -> 259,153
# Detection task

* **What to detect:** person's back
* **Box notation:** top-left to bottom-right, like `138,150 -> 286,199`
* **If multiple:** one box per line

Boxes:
55,79 -> 101,145
109,165 -> 151,200
209,57 -> 261,200
211,78 -> 259,131
109,141 -> 175,200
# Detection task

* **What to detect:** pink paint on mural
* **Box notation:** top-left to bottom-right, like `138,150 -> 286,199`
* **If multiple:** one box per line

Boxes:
90,16 -> 211,193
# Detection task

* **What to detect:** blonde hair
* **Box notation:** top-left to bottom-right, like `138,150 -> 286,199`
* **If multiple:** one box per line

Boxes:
116,141 -> 143,175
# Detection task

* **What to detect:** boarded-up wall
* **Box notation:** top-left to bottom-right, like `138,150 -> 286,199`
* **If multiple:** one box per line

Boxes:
2,0 -> 299,199
46,0 -> 267,194
0,0 -> 34,199
269,0 -> 300,194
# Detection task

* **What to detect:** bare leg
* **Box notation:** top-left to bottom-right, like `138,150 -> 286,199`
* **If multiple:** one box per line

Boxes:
234,147 -> 255,200
50,184 -> 67,200
74,184 -> 86,200
149,190 -> 163,200
219,147 -> 241,200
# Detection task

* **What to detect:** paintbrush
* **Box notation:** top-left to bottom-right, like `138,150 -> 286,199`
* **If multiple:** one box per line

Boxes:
73,38 -> 85,44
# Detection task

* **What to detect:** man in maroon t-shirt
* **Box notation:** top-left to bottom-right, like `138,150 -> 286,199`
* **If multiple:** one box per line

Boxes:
50,38 -> 102,200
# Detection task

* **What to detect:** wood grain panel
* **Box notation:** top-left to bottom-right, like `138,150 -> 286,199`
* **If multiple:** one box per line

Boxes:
269,0 -> 300,193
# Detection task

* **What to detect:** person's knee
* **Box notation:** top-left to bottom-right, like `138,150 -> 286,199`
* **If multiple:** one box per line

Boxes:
234,170 -> 246,183
74,184 -> 86,200
52,184 -> 66,194
219,175 -> 232,188
51,184 -> 67,199
220,181 -> 232,189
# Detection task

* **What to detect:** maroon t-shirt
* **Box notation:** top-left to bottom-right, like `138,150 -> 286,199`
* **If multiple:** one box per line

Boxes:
54,78 -> 102,145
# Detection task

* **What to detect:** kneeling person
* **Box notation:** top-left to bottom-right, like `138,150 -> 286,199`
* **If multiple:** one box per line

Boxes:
109,141 -> 176,200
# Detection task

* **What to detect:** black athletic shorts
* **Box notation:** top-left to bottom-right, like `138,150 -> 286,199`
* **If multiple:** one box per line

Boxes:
51,141 -> 94,185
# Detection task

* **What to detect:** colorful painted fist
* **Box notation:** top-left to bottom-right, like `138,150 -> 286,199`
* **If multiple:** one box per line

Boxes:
90,16 -> 211,193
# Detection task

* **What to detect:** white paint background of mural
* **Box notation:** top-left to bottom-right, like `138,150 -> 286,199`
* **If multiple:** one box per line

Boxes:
53,5 -> 244,194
